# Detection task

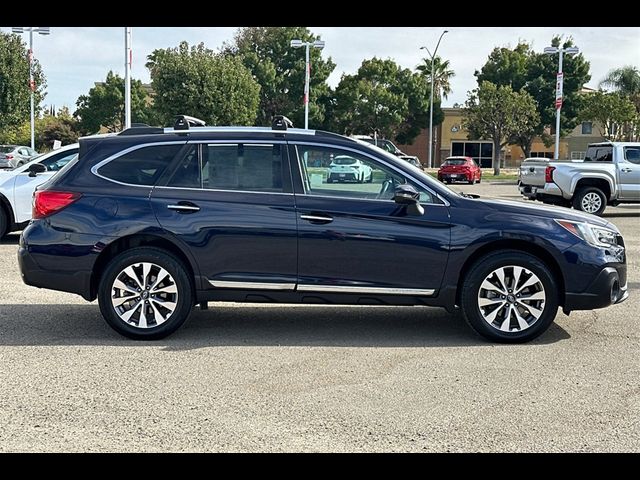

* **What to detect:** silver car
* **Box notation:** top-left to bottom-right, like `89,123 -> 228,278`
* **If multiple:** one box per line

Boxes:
0,145 -> 39,169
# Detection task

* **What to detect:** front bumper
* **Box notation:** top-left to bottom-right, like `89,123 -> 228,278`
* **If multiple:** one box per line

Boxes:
564,266 -> 628,311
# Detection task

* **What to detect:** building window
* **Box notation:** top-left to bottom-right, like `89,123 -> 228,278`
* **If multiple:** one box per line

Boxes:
531,152 -> 554,159
581,122 -> 593,135
450,141 -> 493,167
571,151 -> 586,160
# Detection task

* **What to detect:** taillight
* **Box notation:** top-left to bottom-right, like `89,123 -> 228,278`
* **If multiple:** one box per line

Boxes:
545,166 -> 556,183
6,154 -> 13,160
33,191 -> 82,219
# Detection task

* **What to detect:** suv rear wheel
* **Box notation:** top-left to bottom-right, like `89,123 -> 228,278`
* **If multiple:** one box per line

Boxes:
0,207 -> 7,239
98,247 -> 193,340
460,250 -> 559,343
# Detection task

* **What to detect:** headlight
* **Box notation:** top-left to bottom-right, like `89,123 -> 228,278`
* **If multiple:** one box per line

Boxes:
555,219 -> 618,248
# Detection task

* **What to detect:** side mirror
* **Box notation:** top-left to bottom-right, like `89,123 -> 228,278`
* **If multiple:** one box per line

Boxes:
28,163 -> 47,177
393,184 -> 424,216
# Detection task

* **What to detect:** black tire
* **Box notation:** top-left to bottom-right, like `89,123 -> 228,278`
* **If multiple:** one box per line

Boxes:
477,176 -> 481,184
17,161 -> 24,167
358,172 -> 364,183
460,250 -> 559,343
367,171 -> 374,183
327,176 -> 333,184
98,247 -> 193,340
446,180 -> 452,185
0,207 -> 7,239
468,176 -> 474,185
572,187 -> 607,216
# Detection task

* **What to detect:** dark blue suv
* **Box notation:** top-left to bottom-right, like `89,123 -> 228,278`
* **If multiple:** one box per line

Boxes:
18,116 -> 628,342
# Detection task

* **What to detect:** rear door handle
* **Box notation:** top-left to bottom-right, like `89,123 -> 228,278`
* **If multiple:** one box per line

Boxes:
300,214 -> 333,224
168,202 -> 200,213
620,168 -> 632,173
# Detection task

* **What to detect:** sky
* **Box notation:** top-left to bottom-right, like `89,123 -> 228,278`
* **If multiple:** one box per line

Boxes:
1,26 -> 639,113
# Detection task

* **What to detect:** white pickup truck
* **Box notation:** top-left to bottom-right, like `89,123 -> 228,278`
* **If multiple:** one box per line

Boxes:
518,142 -> 640,216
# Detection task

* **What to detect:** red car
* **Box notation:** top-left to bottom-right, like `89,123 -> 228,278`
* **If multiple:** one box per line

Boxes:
437,156 -> 482,184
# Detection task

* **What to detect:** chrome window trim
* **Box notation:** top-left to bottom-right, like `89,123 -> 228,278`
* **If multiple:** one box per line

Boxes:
297,284 -> 435,296
291,142 -> 451,207
210,280 -> 295,290
91,141 -> 188,188
154,185 -> 294,196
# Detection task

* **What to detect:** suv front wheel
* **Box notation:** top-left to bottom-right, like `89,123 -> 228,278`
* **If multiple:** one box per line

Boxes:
460,250 -> 559,343
98,247 -> 193,340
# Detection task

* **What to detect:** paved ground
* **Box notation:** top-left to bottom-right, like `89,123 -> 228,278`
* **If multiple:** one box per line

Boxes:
0,182 -> 638,452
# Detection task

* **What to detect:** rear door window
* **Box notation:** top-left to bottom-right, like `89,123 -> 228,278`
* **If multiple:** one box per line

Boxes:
624,146 -> 640,165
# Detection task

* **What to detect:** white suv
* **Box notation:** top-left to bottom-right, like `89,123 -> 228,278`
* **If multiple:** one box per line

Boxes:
327,155 -> 373,183
0,143 -> 78,238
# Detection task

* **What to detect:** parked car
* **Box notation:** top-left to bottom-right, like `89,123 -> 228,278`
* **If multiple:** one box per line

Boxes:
519,142 -> 640,216
327,155 -> 373,183
353,136 -> 423,167
18,116 -> 627,343
438,156 -> 482,184
0,145 -> 39,169
0,143 -> 78,238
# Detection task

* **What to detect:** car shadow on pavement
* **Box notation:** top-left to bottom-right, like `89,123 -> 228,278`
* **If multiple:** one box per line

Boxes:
0,233 -> 20,245
0,303 -> 570,349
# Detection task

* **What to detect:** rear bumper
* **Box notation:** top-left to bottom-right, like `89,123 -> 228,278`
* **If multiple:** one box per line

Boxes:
18,222 -> 103,301
564,266 -> 628,311
438,173 -> 470,181
519,182 -> 564,200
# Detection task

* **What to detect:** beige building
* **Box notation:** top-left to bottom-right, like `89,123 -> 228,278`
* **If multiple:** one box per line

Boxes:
397,105 -> 606,168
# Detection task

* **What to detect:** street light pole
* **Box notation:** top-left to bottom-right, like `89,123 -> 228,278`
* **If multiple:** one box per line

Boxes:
421,29 -> 448,169
544,45 -> 579,160
11,27 -> 51,150
290,39 -> 325,129
124,27 -> 132,130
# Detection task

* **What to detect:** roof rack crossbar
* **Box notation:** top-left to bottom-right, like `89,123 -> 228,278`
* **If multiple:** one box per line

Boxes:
272,115 -> 293,131
174,115 -> 206,131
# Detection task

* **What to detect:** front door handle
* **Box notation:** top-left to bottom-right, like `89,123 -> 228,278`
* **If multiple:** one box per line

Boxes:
621,168 -> 632,173
168,202 -> 200,213
300,214 -> 333,224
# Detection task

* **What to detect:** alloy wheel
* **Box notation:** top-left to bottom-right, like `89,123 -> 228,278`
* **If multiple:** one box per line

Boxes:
477,265 -> 546,333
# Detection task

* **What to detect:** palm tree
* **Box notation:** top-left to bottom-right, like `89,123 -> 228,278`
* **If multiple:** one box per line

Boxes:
417,56 -> 455,100
599,66 -> 640,141
599,66 -> 640,98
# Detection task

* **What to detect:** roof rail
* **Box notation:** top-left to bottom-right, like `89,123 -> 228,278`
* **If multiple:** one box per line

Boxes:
174,115 -> 206,130
272,115 -> 293,131
119,125 -> 164,136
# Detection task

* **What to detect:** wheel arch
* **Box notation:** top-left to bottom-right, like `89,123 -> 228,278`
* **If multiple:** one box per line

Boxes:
90,233 -> 198,301
0,192 -> 16,232
455,239 -> 566,308
573,176 -> 613,201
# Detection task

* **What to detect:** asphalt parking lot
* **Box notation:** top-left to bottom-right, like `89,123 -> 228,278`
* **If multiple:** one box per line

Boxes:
0,182 -> 638,452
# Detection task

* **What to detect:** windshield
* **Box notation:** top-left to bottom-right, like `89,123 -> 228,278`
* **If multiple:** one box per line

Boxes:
333,157 -> 357,165
0,146 -> 15,154
443,159 -> 467,166
354,139 -> 456,197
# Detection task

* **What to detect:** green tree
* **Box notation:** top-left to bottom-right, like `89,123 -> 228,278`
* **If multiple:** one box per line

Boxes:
224,27 -> 335,128
463,81 -> 540,175
74,71 -> 151,134
1,107 -> 80,151
332,58 -> 441,145
475,37 -> 591,154
38,106 -> 81,150
147,42 -> 260,127
416,55 -> 455,100
579,91 -> 637,141
0,32 -> 46,132
599,66 -> 640,99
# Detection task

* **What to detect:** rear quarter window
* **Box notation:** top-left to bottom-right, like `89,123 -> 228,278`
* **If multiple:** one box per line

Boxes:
97,144 -> 183,186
